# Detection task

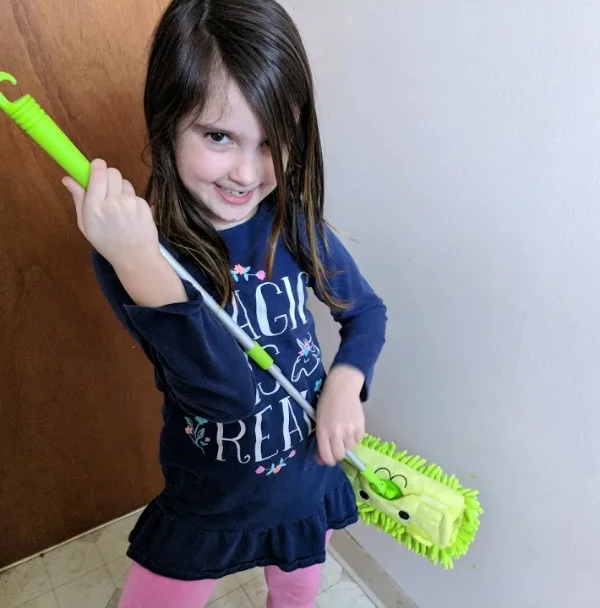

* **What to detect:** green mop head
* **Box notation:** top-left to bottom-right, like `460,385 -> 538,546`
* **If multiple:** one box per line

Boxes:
341,434 -> 483,570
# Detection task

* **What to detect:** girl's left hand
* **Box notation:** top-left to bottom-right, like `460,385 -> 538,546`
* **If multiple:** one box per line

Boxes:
316,365 -> 366,466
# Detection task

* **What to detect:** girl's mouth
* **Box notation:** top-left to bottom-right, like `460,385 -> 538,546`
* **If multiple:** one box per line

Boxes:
215,184 -> 255,205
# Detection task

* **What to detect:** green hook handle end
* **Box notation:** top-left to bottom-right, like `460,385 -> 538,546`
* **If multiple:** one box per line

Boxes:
1,70 -> 90,188
0,71 -> 18,105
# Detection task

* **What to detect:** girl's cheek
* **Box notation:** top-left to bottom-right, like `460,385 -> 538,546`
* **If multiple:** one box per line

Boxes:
183,144 -> 222,180
200,152 -> 233,181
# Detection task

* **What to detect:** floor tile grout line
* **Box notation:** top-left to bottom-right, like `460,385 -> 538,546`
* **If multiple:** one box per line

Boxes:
5,553 -> 54,608
207,586 -> 240,606
13,588 -> 59,608
47,588 -> 60,608
50,561 -> 115,595
41,537 -> 110,591
106,558 -> 123,591
240,584 -> 255,606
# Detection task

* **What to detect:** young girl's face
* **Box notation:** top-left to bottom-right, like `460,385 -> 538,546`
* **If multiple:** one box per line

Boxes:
175,76 -> 278,230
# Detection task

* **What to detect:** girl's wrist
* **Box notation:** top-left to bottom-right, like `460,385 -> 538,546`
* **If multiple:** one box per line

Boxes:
113,249 -> 188,307
326,364 -> 365,393
110,245 -> 162,276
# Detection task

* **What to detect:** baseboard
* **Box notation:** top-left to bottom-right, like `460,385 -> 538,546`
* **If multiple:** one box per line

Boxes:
329,529 -> 417,608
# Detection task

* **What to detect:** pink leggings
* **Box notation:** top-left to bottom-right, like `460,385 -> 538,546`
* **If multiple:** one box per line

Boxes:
118,530 -> 333,608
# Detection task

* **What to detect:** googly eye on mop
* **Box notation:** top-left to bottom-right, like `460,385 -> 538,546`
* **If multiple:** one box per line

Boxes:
392,474 -> 408,489
373,468 -> 408,490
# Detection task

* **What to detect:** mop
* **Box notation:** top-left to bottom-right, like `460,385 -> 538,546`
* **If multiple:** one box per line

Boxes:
0,71 -> 482,569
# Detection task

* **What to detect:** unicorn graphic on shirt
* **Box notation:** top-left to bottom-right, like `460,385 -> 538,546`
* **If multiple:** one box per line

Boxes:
291,334 -> 321,381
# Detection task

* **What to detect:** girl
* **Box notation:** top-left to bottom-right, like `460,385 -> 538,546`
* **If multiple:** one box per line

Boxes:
62,0 -> 387,606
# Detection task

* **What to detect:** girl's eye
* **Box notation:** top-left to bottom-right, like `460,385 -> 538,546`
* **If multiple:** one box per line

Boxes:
207,132 -> 231,145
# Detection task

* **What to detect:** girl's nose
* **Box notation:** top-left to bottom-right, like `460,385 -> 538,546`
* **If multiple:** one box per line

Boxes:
230,152 -> 260,187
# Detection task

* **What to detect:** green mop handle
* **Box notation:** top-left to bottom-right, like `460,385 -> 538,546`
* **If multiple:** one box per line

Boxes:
0,71 -> 393,498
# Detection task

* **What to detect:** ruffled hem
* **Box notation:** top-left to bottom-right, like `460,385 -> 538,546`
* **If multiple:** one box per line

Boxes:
125,480 -> 358,580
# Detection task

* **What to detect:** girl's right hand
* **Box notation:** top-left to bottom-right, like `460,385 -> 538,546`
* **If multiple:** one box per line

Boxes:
61,158 -> 159,268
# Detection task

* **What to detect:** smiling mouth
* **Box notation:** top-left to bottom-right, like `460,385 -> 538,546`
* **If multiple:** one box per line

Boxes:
214,184 -> 256,205
220,187 -> 249,195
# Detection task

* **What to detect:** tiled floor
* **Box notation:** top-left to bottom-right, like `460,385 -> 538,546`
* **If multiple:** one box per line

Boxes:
1,511 -> 375,608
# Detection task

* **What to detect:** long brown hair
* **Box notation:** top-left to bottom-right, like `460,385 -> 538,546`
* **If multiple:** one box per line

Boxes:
144,0 -> 346,309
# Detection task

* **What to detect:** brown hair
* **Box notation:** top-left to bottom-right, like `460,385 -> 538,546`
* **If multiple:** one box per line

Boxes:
143,0 -> 345,309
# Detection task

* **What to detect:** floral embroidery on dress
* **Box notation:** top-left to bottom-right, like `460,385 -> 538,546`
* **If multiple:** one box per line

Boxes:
314,378 -> 323,393
231,264 -> 266,282
255,449 -> 296,475
185,416 -> 211,452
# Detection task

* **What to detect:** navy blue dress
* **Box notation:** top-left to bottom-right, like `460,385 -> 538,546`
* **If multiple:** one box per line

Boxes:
92,201 -> 387,580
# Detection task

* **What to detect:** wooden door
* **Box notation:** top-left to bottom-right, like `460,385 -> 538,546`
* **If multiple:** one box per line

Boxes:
0,0 -> 170,567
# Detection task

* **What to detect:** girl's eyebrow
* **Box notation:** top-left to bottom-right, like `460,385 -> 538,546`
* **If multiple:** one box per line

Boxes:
194,121 -> 234,135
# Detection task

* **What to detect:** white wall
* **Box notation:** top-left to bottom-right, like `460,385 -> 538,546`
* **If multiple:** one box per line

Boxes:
281,2 -> 600,607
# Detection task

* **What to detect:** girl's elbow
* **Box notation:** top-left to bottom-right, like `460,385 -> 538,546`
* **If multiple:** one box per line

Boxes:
367,296 -> 388,329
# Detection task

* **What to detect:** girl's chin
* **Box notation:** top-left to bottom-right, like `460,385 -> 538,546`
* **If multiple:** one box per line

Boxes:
210,205 -> 260,230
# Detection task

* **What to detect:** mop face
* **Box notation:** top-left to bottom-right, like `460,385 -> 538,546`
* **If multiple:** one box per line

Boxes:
341,434 -> 482,570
